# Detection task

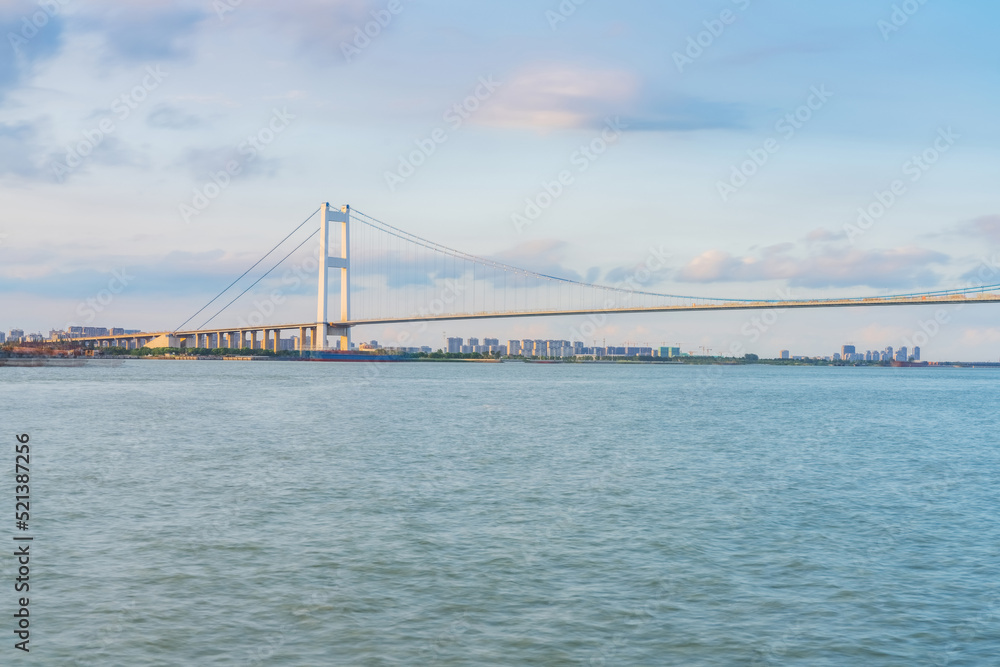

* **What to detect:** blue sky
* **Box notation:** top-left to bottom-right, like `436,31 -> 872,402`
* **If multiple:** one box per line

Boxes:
1,0 -> 999,359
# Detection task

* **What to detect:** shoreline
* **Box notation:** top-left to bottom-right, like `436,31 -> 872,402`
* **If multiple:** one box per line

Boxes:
3,355 -> 1000,368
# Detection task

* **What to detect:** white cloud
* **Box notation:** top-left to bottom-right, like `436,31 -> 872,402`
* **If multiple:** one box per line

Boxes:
676,243 -> 950,289
476,64 -> 638,131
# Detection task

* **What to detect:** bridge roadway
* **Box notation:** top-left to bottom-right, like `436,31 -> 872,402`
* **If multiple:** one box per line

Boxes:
63,292 -> 1000,350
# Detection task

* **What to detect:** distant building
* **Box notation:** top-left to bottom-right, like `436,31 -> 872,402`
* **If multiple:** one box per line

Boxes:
833,353 -> 841,361
467,337 -> 480,348
895,346 -> 908,362
0,331 -> 5,344
483,338 -> 499,347
842,345 -> 856,358
508,340 -> 522,356
447,337 -> 463,353
9,329 -> 24,342
913,346 -> 921,361
780,350 -> 790,360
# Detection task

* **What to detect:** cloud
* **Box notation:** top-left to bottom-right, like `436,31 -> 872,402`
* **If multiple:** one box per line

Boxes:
957,215 -> 1000,244
75,1 -> 208,62
176,145 -> 279,181
146,103 -> 203,129
41,135 -> 148,183
491,239 -> 584,281
0,0 -> 66,101
473,63 -> 745,133
960,327 -> 1000,347
804,228 -> 841,245
477,64 -> 639,131
0,244 -> 304,299
602,250 -> 673,287
676,244 -> 949,289
621,94 -> 745,132
216,0 -> 383,59
0,120 -> 48,177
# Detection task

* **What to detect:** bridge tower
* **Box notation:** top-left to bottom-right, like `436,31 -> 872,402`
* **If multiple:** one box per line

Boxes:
317,202 -> 351,350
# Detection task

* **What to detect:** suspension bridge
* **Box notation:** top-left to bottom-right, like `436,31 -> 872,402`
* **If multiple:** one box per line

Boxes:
69,203 -> 1000,351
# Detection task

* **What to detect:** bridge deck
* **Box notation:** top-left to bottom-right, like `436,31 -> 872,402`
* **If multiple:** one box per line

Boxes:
58,293 -> 1000,344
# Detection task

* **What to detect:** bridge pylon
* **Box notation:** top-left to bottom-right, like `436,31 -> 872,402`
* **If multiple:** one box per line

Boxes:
317,202 -> 351,350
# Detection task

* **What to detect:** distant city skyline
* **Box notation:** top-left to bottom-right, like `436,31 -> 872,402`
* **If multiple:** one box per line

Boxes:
6,323 -> 992,362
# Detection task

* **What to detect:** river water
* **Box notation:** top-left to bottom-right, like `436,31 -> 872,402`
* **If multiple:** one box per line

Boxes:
3,361 -> 999,665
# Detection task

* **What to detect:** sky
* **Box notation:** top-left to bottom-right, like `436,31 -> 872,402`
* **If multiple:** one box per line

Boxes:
1,0 -> 999,360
